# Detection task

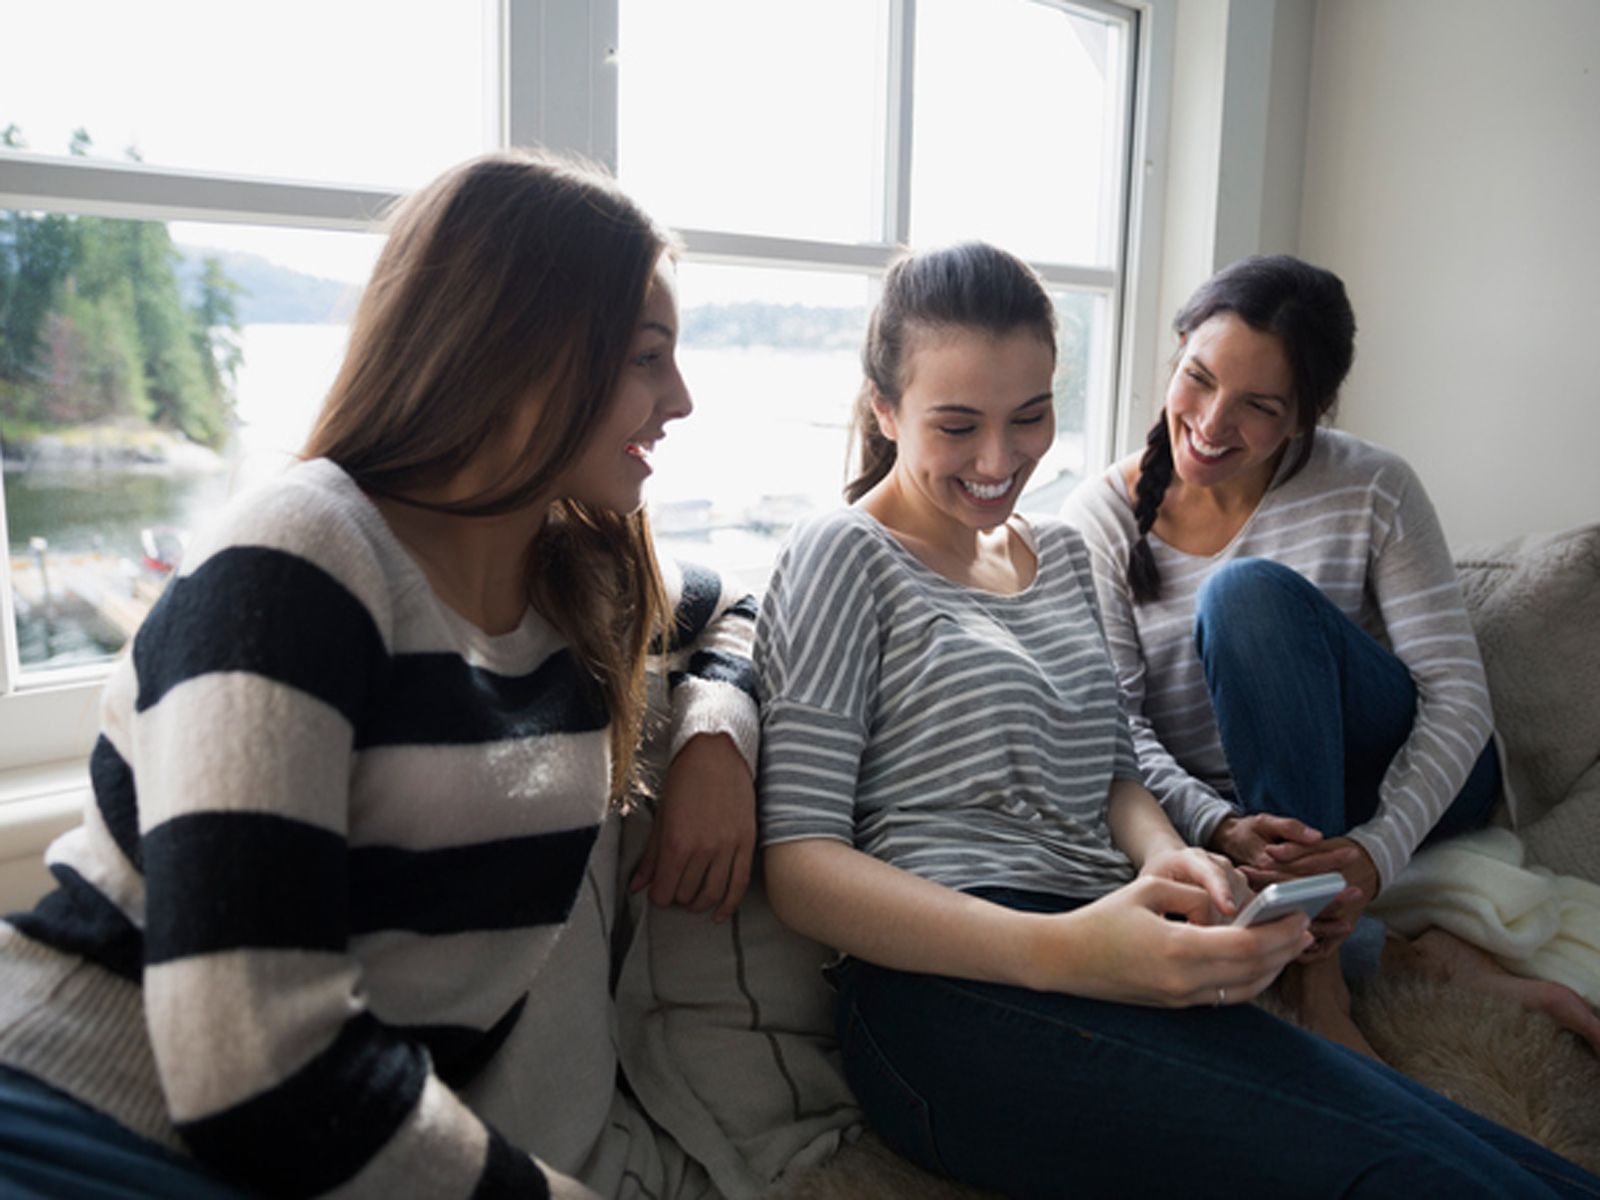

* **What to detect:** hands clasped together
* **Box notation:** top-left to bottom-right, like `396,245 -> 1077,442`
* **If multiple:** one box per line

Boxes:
1210,813 -> 1372,961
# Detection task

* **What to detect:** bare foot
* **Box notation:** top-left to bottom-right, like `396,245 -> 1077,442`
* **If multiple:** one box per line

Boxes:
1279,957 -> 1384,1061
1410,927 -> 1600,1055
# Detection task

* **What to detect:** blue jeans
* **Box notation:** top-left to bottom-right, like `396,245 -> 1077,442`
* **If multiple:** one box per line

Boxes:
835,890 -> 1600,1199
1193,558 -> 1502,844
0,1067 -> 249,1199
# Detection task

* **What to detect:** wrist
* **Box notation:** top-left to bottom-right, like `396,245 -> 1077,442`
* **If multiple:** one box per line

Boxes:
1204,814 -> 1237,851
1130,832 -> 1187,873
1011,909 -> 1061,992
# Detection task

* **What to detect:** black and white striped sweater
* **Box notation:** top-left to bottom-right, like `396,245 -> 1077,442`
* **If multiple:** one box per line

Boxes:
0,458 -> 759,1199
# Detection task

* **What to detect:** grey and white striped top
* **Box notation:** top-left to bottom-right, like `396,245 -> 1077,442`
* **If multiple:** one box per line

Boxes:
756,506 -> 1139,900
1061,429 -> 1494,888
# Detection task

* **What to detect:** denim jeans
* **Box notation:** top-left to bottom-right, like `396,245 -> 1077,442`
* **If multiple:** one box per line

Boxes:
834,890 -> 1600,1199
1193,557 -> 1502,842
0,1066 -> 250,1200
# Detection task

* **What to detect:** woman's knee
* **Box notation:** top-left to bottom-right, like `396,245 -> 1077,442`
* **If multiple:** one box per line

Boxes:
1196,557 -> 1312,613
1194,558 -> 1323,649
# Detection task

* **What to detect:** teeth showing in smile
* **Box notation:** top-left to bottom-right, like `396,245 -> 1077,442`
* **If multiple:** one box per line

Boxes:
1187,428 -> 1232,460
626,441 -> 653,462
960,475 -> 1013,501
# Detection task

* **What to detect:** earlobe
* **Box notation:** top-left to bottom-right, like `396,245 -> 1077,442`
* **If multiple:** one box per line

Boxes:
870,386 -> 898,443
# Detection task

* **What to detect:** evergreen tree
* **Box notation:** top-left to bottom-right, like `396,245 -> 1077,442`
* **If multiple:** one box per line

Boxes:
1,126 -> 242,444
123,218 -> 220,442
1,211 -> 76,417
193,255 -> 243,405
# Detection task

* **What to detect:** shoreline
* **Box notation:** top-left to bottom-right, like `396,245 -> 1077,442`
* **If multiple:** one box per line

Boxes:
0,424 -> 226,474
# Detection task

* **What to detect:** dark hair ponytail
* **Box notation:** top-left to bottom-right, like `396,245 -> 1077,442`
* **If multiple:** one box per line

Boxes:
1126,254 -> 1356,603
845,241 -> 1056,503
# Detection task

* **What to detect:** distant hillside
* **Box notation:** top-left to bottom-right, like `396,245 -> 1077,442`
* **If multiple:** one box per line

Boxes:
173,253 -> 869,350
682,302 -> 867,350
175,246 -> 359,325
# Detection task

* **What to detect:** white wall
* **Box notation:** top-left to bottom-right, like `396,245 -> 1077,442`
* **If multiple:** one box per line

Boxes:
1297,0 -> 1600,546
1142,0 -> 1316,437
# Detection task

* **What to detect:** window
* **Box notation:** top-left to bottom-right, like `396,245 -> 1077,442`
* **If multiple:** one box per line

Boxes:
0,0 -> 1150,774
616,0 -> 1138,578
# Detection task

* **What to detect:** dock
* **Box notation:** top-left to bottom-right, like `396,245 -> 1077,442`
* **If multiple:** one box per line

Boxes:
9,550 -> 166,642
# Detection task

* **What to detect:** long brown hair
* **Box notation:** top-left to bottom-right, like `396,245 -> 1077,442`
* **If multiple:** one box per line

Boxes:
304,149 -> 673,800
845,242 -> 1057,503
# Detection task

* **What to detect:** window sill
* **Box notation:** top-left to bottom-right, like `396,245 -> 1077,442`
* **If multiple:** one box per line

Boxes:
0,759 -> 89,851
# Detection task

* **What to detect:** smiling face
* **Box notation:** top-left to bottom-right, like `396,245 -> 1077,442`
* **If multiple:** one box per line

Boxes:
1165,312 -> 1298,493
873,326 -> 1056,532
555,260 -> 692,514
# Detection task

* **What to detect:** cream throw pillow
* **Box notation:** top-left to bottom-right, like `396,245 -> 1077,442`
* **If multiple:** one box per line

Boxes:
613,808 -> 860,1200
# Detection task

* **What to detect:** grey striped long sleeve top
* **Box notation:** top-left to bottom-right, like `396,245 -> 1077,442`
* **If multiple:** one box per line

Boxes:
756,507 -> 1139,901
1061,429 -> 1495,888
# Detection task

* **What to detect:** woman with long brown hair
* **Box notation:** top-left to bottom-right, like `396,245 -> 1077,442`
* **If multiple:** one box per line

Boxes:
0,151 -> 759,1198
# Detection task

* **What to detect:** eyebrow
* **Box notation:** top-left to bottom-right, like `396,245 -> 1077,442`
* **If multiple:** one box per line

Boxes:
639,320 -> 676,339
1188,354 -> 1287,404
929,392 -> 1053,415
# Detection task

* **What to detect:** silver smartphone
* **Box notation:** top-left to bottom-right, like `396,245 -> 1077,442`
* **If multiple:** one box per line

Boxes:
1231,872 -> 1347,927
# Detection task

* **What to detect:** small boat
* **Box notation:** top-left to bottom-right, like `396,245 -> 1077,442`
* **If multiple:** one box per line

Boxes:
140,526 -> 188,575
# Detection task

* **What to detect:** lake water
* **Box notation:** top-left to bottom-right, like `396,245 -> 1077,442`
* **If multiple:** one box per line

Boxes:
5,323 -> 1082,669
3,324 -> 863,667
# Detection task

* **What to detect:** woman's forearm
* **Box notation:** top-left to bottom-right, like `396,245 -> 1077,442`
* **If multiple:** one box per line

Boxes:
764,838 -> 1050,988
1105,777 -> 1187,868
763,836 -> 1309,1006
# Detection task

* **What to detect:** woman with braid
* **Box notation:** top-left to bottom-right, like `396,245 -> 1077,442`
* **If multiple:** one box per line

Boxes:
754,242 -> 1600,1197
1062,254 -> 1600,1057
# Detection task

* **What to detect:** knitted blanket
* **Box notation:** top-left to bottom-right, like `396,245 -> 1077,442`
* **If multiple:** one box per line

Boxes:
1372,827 -> 1600,1005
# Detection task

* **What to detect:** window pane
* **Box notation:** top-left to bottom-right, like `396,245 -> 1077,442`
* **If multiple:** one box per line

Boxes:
1,213 -> 377,673
911,0 -> 1128,267
1020,289 -> 1111,513
617,0 -> 889,243
0,1 -> 487,188
650,262 -> 870,582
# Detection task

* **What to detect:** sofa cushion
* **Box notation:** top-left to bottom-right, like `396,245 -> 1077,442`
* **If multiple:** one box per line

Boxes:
613,806 -> 860,1200
1454,523 -> 1600,883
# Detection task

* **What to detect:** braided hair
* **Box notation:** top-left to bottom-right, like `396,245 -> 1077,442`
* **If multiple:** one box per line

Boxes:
1127,255 -> 1356,603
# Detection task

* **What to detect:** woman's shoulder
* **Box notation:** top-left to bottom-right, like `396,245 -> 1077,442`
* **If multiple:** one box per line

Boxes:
1309,428 -> 1417,481
778,506 -> 898,575
1016,512 -> 1087,556
175,458 -> 410,623
1059,463 -> 1137,547
1299,429 -> 1432,514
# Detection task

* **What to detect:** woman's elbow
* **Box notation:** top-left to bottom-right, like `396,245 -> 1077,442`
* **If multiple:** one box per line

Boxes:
762,840 -> 830,935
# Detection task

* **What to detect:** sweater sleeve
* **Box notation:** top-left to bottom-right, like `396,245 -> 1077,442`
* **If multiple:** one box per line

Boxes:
754,514 -> 881,849
1061,476 -> 1236,845
127,507 -> 549,1198
1059,525 -> 1143,786
657,557 -> 760,775
1349,458 -> 1496,888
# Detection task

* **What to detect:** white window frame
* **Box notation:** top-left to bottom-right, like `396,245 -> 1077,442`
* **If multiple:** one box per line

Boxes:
0,0 -> 1176,790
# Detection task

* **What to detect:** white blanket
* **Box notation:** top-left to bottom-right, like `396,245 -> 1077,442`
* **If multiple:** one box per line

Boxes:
1372,827 -> 1600,1005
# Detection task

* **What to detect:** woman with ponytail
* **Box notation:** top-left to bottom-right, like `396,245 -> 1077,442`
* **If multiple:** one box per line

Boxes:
1063,254 -> 1600,1057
